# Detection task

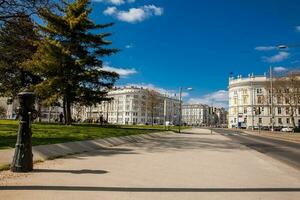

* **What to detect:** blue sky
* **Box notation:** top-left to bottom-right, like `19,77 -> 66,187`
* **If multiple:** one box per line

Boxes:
89,0 -> 300,107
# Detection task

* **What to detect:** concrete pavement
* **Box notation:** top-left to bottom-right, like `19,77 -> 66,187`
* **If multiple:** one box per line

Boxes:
0,132 -> 170,168
1,128 -> 300,200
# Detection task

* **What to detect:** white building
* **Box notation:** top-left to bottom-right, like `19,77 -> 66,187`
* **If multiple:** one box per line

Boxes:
182,104 -> 209,126
228,74 -> 300,129
78,86 -> 181,125
182,104 -> 227,126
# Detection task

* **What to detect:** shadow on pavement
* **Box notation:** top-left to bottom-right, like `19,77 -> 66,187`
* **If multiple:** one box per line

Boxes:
0,186 -> 300,192
56,147 -> 138,161
126,135 -> 248,153
33,169 -> 108,174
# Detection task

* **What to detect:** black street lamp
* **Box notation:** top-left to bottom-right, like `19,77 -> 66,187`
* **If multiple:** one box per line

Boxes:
11,91 -> 37,172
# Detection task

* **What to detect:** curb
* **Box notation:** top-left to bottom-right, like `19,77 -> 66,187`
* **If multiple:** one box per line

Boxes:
0,131 -> 172,171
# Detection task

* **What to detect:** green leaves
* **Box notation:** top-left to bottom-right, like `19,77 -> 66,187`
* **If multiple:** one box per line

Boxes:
29,0 -> 120,124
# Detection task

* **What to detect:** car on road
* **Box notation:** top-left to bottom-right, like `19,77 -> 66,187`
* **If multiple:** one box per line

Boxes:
281,127 -> 294,132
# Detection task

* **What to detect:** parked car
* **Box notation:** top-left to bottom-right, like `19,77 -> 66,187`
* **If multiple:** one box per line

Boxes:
281,127 -> 294,132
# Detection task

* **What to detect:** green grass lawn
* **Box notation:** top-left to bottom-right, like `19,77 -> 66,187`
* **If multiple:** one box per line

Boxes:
0,120 -> 188,150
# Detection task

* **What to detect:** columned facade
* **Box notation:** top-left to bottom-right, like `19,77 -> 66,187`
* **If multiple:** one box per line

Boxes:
228,74 -> 300,129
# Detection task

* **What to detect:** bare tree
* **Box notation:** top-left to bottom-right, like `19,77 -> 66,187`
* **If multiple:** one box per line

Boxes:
146,90 -> 162,126
0,0 -> 52,22
272,70 -> 300,128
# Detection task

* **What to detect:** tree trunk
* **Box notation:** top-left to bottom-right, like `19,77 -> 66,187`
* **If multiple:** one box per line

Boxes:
151,111 -> 154,126
65,96 -> 72,125
63,96 -> 67,124
37,99 -> 42,122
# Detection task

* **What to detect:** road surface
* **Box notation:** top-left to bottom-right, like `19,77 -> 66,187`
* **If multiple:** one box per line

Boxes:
213,128 -> 300,170
0,128 -> 300,200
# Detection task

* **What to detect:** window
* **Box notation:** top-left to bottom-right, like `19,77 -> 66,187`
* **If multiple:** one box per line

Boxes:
285,98 -> 289,104
244,107 -> 247,114
258,118 -> 262,124
233,97 -> 238,105
287,118 -> 290,124
278,118 -> 282,124
256,88 -> 262,94
277,96 -> 282,104
286,108 -> 290,115
243,96 -> 248,104
257,96 -> 264,104
278,107 -> 281,115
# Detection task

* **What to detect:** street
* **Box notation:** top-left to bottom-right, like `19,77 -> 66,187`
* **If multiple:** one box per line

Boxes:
214,128 -> 300,170
1,128 -> 300,200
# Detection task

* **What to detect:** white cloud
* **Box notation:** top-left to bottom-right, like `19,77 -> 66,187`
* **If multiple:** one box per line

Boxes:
102,64 -> 137,77
103,6 -> 117,15
273,66 -> 288,73
103,5 -> 164,23
188,90 -> 229,108
255,46 -> 276,51
94,0 -> 125,5
93,0 -> 135,4
125,43 -> 134,49
263,51 -> 289,63
296,26 -> 300,32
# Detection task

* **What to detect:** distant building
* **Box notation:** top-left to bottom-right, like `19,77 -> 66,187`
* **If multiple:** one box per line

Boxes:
228,74 -> 300,129
182,104 -> 209,126
182,104 -> 227,126
77,86 -> 181,125
0,97 -> 62,122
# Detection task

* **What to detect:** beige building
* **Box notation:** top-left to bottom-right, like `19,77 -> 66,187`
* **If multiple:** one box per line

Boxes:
228,74 -> 300,129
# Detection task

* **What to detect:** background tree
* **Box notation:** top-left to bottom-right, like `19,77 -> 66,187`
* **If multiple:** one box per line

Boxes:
27,0 -> 119,125
0,105 -> 6,118
271,70 -> 300,128
146,89 -> 162,126
0,14 -> 41,99
0,0 -> 52,22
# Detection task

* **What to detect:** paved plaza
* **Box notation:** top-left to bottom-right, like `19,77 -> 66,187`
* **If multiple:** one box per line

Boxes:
1,128 -> 300,200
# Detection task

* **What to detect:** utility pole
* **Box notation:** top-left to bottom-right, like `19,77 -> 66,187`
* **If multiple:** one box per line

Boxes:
270,66 -> 274,132
178,87 -> 183,133
251,78 -> 254,131
210,99 -> 214,134
163,93 -> 167,130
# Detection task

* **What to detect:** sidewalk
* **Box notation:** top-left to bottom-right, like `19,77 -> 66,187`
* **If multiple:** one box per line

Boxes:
1,128 -> 300,200
0,131 -> 170,169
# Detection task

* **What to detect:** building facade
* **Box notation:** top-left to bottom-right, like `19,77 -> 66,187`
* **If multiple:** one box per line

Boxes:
182,104 -> 227,126
0,97 -> 63,121
77,87 -> 181,125
228,74 -> 300,129
182,104 -> 209,126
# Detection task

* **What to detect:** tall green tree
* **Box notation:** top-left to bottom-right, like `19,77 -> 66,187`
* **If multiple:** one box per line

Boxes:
27,0 -> 119,124
0,14 -> 41,99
